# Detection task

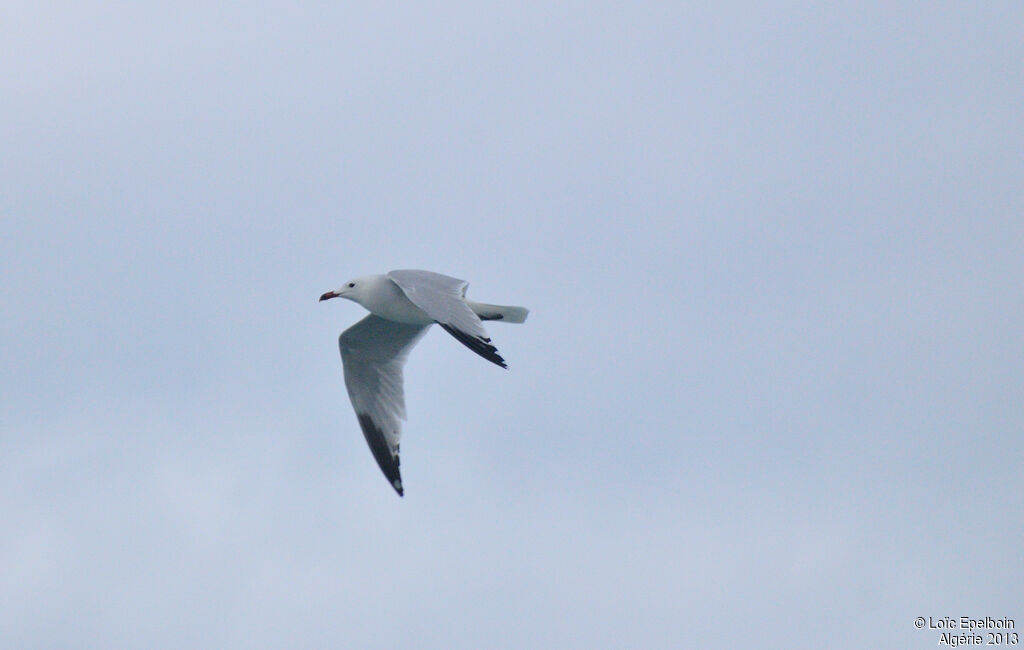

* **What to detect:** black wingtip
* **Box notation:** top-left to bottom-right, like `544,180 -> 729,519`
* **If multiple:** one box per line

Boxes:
439,323 -> 508,368
357,413 -> 405,497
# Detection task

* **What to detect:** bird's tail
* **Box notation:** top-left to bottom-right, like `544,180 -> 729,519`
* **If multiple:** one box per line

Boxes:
466,301 -> 529,323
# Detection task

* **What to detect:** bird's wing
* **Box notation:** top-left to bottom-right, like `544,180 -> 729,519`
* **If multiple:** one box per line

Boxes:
338,314 -> 430,496
387,269 -> 507,368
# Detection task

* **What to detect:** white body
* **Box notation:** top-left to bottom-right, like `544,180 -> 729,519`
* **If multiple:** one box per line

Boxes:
347,274 -> 434,324
327,273 -> 529,325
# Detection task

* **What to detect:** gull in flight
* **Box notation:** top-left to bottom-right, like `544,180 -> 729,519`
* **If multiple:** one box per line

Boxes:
320,270 -> 528,496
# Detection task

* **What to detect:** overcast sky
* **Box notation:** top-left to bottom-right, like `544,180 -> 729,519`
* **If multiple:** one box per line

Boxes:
2,2 -> 1022,648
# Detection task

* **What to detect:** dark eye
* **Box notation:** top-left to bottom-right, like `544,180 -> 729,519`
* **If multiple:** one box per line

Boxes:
348,282 -> 355,288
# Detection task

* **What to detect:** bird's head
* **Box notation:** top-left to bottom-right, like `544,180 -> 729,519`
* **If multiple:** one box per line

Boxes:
320,279 -> 357,303
320,276 -> 380,306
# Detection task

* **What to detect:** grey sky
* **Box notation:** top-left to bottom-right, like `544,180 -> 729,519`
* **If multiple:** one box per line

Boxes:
2,2 -> 1022,648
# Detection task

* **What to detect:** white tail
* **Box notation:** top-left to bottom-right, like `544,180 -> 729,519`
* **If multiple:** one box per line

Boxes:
466,300 -> 529,323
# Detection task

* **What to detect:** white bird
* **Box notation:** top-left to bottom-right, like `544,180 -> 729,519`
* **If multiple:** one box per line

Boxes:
319,270 -> 529,496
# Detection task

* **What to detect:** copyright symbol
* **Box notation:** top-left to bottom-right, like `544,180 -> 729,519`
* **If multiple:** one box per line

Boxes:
915,617 -> 926,628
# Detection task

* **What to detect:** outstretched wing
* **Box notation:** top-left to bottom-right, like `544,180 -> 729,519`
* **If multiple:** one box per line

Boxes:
387,269 -> 507,368
338,314 -> 430,496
